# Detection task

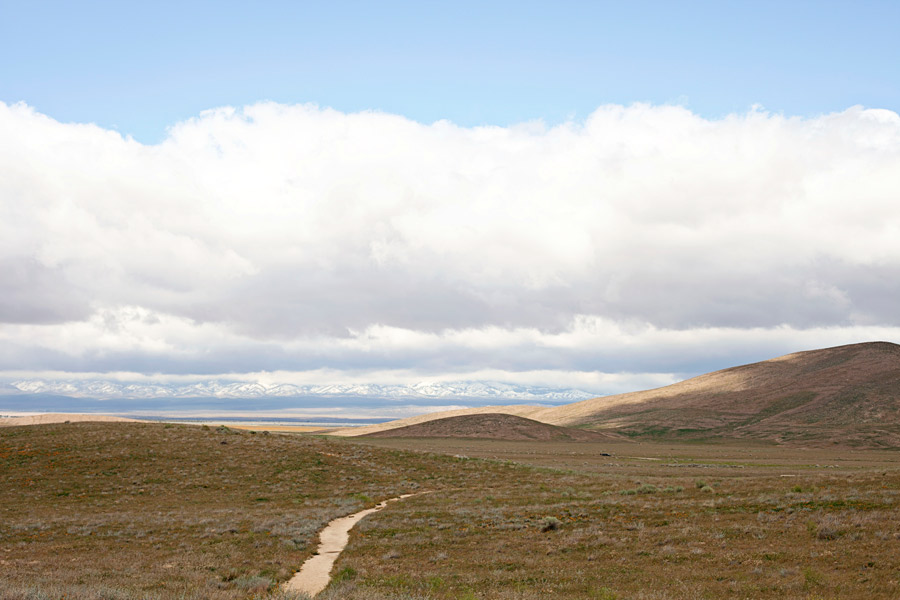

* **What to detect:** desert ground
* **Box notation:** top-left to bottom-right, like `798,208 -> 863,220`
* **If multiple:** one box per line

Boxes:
0,414 -> 138,427
3,420 -> 900,599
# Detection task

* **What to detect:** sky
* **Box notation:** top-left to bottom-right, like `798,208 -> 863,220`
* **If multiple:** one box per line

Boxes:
2,1 -> 900,413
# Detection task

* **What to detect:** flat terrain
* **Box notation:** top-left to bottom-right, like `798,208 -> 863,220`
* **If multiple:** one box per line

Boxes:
228,425 -> 331,434
3,422 -> 900,599
339,437 -> 900,599
355,436 -> 900,473
0,414 -> 138,427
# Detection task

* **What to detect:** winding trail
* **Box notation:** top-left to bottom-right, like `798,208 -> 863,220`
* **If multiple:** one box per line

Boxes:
283,492 -> 425,597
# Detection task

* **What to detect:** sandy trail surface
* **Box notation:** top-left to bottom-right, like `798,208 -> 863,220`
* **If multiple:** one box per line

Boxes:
283,493 -> 424,597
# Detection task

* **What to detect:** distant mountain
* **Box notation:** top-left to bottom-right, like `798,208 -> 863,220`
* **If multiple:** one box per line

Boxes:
339,342 -> 900,448
0,379 -> 594,403
0,383 -> 24,395
362,413 -> 624,442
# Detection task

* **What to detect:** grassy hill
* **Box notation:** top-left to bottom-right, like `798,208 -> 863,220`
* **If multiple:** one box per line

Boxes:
362,413 -> 624,442
340,342 -> 900,447
534,341 -> 900,446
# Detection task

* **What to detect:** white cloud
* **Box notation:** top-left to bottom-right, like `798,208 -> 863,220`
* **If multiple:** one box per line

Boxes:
2,101 -> 900,389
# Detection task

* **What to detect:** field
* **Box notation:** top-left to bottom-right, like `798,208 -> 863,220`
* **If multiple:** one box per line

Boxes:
3,423 -> 900,599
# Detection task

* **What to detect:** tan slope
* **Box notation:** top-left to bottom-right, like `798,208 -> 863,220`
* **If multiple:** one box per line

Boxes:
331,354 -> 784,437
531,341 -> 900,430
335,342 -> 900,447
362,413 -> 625,442
518,341 -> 900,447
0,413 -> 139,427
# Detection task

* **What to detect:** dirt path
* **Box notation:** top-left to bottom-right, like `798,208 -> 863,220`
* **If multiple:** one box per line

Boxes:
283,493 -> 424,597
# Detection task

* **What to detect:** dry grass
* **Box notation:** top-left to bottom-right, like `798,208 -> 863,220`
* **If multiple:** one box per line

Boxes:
3,423 -> 900,599
0,422 -> 509,599
335,438 -> 900,599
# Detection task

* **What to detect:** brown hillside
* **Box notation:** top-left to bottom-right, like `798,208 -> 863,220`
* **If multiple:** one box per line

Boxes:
338,342 -> 900,448
362,413 -> 623,442
530,341 -> 900,447
329,405 -> 544,437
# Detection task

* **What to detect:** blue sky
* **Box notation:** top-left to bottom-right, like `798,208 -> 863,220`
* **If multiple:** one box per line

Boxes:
3,0 -> 899,143
2,1 -> 900,413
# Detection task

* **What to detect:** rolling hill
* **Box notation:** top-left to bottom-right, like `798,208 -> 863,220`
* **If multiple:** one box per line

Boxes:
361,413 -> 625,442
337,342 -> 900,447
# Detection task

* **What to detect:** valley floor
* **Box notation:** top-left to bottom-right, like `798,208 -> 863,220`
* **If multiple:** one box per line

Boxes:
2,423 -> 899,599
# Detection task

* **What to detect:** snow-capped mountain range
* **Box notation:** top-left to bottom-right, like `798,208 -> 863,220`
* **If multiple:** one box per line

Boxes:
2,379 -> 595,403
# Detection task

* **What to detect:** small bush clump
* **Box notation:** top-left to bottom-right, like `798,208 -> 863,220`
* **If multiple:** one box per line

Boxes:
816,525 -> 843,540
541,516 -> 562,532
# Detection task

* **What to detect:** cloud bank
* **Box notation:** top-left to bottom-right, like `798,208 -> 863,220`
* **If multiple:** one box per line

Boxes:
2,101 -> 899,398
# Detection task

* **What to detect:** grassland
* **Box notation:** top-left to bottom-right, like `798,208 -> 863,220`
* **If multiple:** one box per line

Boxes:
0,422 -> 507,599
3,422 -> 900,599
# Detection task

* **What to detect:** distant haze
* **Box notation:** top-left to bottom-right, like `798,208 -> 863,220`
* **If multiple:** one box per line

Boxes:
0,377 -> 595,419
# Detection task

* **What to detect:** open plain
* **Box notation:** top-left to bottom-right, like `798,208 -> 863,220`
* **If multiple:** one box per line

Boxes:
3,421 -> 900,599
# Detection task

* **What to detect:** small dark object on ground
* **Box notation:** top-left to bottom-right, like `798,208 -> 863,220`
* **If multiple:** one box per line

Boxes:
541,516 -> 562,532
